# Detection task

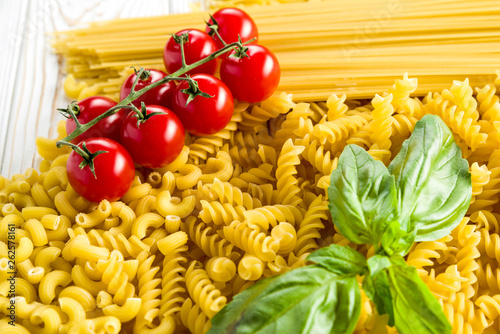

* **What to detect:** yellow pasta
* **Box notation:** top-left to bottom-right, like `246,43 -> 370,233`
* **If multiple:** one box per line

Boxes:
205,257 -> 236,283
4,4 -> 500,328
157,231 -> 189,256
75,199 -> 112,228
132,213 -> 165,240
103,297 -> 142,322
38,270 -> 72,304
238,253 -> 265,281
22,219 -> 48,246
156,191 -> 196,218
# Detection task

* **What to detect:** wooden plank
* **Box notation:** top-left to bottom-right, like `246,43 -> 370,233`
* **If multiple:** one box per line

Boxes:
0,0 -> 198,177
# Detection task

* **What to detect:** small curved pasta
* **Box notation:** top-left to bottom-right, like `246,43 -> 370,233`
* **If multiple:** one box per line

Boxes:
39,270 -> 72,304
122,180 -> 152,205
176,164 -> 202,190
132,213 -> 165,240
59,286 -> 96,312
75,200 -> 111,228
17,259 -> 45,284
108,201 -> 136,236
103,297 -> 142,322
59,297 -> 87,332
157,231 -> 188,256
199,151 -> 233,183
156,191 -> 196,218
150,172 -> 176,198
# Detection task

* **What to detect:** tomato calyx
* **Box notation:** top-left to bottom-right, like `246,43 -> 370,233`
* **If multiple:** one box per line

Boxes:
60,141 -> 108,178
58,101 -> 81,120
133,66 -> 151,81
228,36 -> 250,59
180,77 -> 214,106
171,32 -> 190,45
132,102 -> 167,127
205,14 -> 228,47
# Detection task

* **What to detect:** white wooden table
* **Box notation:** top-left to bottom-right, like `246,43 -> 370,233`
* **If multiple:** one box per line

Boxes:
0,0 -> 199,177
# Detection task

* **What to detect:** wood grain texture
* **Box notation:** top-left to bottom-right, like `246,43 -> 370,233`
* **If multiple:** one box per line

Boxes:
0,0 -> 199,177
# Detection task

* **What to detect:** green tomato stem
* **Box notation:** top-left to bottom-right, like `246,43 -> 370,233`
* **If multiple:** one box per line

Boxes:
55,35 -> 239,149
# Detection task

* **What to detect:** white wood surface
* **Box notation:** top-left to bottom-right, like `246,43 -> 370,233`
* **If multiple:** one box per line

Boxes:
0,0 -> 200,177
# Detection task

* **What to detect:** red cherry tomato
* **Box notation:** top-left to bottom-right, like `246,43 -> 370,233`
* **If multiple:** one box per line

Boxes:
120,105 -> 185,168
66,138 -> 135,202
205,7 -> 258,49
120,69 -> 175,109
163,29 -> 218,76
220,44 -> 281,103
171,74 -> 234,136
65,96 -> 126,144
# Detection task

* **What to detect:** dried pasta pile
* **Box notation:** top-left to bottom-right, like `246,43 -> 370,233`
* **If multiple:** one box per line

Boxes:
53,0 -> 500,102
2,74 -> 500,333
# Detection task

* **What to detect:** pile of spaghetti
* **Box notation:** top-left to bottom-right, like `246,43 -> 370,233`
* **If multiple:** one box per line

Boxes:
53,0 -> 500,101
2,0 -> 500,333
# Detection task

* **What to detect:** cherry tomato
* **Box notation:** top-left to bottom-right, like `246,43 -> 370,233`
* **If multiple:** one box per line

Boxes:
163,29 -> 218,76
65,96 -> 126,144
171,74 -> 234,136
66,138 -> 135,202
120,69 -> 175,109
120,105 -> 185,168
205,7 -> 258,49
220,44 -> 281,103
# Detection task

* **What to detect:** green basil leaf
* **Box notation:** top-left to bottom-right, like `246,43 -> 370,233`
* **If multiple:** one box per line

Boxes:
307,244 -> 367,276
387,257 -> 452,334
209,265 -> 361,334
380,221 -> 416,256
363,255 -> 394,326
328,144 -> 398,245
388,114 -> 472,241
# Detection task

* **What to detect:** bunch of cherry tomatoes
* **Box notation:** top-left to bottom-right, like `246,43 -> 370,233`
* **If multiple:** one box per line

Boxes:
62,8 -> 281,203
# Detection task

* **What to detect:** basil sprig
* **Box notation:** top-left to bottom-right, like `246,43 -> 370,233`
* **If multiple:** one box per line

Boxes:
209,115 -> 470,334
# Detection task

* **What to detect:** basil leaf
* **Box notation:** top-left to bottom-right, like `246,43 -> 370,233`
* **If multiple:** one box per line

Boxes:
387,257 -> 452,334
307,244 -> 367,276
380,221 -> 416,256
362,255 -> 394,326
388,114 -> 471,241
328,144 -> 398,245
209,265 -> 361,334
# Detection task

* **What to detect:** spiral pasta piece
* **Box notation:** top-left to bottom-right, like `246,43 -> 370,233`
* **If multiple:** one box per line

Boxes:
160,244 -> 188,320
185,261 -> 226,318
205,257 -> 236,283
182,216 -> 234,258
180,298 -> 211,334
198,200 -> 245,226
223,220 -> 279,262
424,93 -> 488,151
294,194 -> 328,256
275,139 -> 305,207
